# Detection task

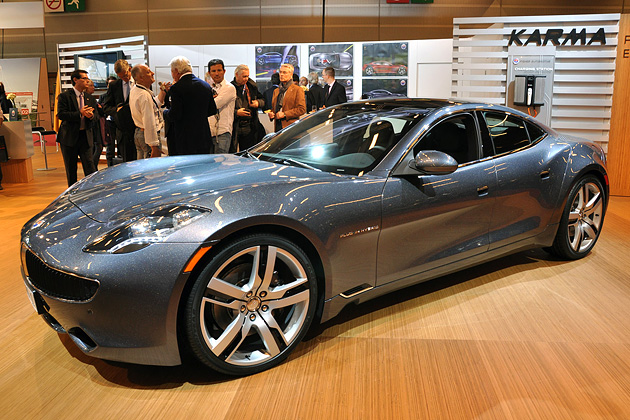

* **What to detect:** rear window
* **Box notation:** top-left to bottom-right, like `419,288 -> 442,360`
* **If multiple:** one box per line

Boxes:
482,112 -> 531,155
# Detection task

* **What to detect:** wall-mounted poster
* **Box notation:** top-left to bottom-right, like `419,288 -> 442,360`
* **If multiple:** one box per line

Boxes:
362,42 -> 408,77
337,78 -> 354,101
361,79 -> 407,99
308,44 -> 353,78
255,45 -> 300,79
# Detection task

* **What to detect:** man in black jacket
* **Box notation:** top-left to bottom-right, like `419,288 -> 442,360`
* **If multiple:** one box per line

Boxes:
56,70 -> 97,187
102,59 -> 136,164
163,56 -> 217,155
322,66 -> 347,107
231,64 -> 265,152
306,72 -> 324,111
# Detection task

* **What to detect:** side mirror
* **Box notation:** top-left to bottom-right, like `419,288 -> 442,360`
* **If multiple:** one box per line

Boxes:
409,150 -> 458,175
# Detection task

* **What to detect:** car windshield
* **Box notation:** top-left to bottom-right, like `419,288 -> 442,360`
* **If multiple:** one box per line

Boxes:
251,103 -> 429,175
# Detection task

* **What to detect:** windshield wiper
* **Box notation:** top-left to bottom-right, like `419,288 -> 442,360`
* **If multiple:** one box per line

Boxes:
280,157 -> 321,172
238,150 -> 260,160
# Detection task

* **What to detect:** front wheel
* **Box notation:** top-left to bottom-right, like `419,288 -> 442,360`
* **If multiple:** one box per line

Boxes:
184,234 -> 318,375
365,66 -> 374,76
547,175 -> 606,260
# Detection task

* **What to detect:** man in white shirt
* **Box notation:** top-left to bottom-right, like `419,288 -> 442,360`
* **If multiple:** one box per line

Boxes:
129,64 -> 166,159
206,59 -> 236,154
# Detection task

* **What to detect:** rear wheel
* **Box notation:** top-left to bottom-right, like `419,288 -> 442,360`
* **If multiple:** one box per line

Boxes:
184,234 -> 317,375
547,175 -> 606,260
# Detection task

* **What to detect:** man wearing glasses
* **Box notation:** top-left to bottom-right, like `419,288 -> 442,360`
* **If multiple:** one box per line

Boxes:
56,69 -> 97,187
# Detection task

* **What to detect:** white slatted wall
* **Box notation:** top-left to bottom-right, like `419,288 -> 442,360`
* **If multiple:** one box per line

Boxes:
57,36 -> 148,94
452,14 -> 620,152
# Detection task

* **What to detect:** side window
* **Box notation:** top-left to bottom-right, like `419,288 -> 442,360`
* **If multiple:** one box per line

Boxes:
482,112 -> 530,155
414,113 -> 479,165
525,121 -> 546,143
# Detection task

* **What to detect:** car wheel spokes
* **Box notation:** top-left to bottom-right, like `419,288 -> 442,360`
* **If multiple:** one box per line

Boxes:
200,244 -> 310,366
567,182 -> 603,252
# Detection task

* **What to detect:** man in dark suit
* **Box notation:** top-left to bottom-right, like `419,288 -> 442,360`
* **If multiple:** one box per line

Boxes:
102,59 -> 136,165
56,69 -> 97,187
322,66 -> 347,108
306,71 -> 324,111
163,56 -> 217,155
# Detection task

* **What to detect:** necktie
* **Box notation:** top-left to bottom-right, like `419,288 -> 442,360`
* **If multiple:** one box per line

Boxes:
79,93 -> 85,130
124,82 -> 130,101
325,84 -> 331,98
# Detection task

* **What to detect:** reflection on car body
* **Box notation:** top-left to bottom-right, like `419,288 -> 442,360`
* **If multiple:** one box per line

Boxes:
21,99 -> 608,376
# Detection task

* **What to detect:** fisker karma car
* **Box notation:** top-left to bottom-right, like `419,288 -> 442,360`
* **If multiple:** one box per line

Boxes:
21,99 -> 608,376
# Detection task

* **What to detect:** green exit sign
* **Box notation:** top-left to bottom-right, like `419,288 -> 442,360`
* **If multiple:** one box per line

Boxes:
64,0 -> 85,12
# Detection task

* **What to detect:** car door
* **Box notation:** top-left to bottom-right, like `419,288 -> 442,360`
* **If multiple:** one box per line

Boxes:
376,112 -> 498,286
477,110 -> 566,249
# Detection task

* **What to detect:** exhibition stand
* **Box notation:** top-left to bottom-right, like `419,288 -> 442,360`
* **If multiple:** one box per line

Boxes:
0,120 -> 35,183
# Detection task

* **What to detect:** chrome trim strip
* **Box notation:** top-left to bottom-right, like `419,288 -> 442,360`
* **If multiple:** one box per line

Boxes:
340,286 -> 374,299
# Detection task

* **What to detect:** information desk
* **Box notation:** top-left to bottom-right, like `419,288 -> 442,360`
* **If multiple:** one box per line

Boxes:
0,120 -> 35,183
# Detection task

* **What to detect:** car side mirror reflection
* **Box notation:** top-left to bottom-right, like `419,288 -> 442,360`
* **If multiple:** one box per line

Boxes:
262,132 -> 276,142
409,150 -> 458,175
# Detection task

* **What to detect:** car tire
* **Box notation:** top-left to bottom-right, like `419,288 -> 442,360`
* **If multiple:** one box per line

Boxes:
184,234 -> 318,376
257,57 -> 265,66
547,175 -> 606,260
365,66 -> 374,76
397,66 -> 407,75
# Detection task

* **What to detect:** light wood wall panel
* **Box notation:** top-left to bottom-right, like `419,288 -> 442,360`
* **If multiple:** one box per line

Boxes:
260,0 -> 323,43
0,0 -> 627,72
607,13 -> 630,196
380,0 -> 501,41
501,0 -> 625,16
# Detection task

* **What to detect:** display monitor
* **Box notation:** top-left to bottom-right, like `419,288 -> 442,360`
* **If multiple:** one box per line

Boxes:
73,51 -> 125,88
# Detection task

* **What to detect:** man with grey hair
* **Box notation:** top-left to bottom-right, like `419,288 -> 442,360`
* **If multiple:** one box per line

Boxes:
231,64 -> 265,152
102,58 -> 136,164
163,55 -> 217,155
269,64 -> 306,132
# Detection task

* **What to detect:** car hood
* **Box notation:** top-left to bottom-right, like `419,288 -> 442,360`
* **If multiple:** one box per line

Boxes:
67,154 -> 339,223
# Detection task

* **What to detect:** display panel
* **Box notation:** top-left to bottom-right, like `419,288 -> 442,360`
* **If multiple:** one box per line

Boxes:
74,51 -> 125,88
255,45 -> 300,79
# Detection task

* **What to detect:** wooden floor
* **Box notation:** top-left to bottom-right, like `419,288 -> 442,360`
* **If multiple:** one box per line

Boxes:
1,149 -> 630,420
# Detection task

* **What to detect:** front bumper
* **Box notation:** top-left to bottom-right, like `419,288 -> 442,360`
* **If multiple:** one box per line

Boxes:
20,242 -> 202,366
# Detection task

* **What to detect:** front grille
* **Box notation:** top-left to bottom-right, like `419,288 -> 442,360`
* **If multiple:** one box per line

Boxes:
24,249 -> 99,302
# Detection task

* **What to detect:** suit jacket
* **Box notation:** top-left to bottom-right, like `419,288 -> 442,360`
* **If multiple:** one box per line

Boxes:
271,83 -> 307,130
163,74 -> 217,155
101,78 -> 136,139
306,83 -> 324,111
101,78 -> 127,117
56,88 -> 97,148
324,80 -> 347,107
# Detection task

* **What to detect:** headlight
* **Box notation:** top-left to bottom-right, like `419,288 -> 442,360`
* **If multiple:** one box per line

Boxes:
83,205 -> 210,254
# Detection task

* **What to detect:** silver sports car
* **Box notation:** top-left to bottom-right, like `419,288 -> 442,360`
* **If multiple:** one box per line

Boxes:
21,99 -> 608,376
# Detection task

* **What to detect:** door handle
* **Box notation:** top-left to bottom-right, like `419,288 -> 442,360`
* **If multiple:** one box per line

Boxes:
540,170 -> 550,180
477,185 -> 489,196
